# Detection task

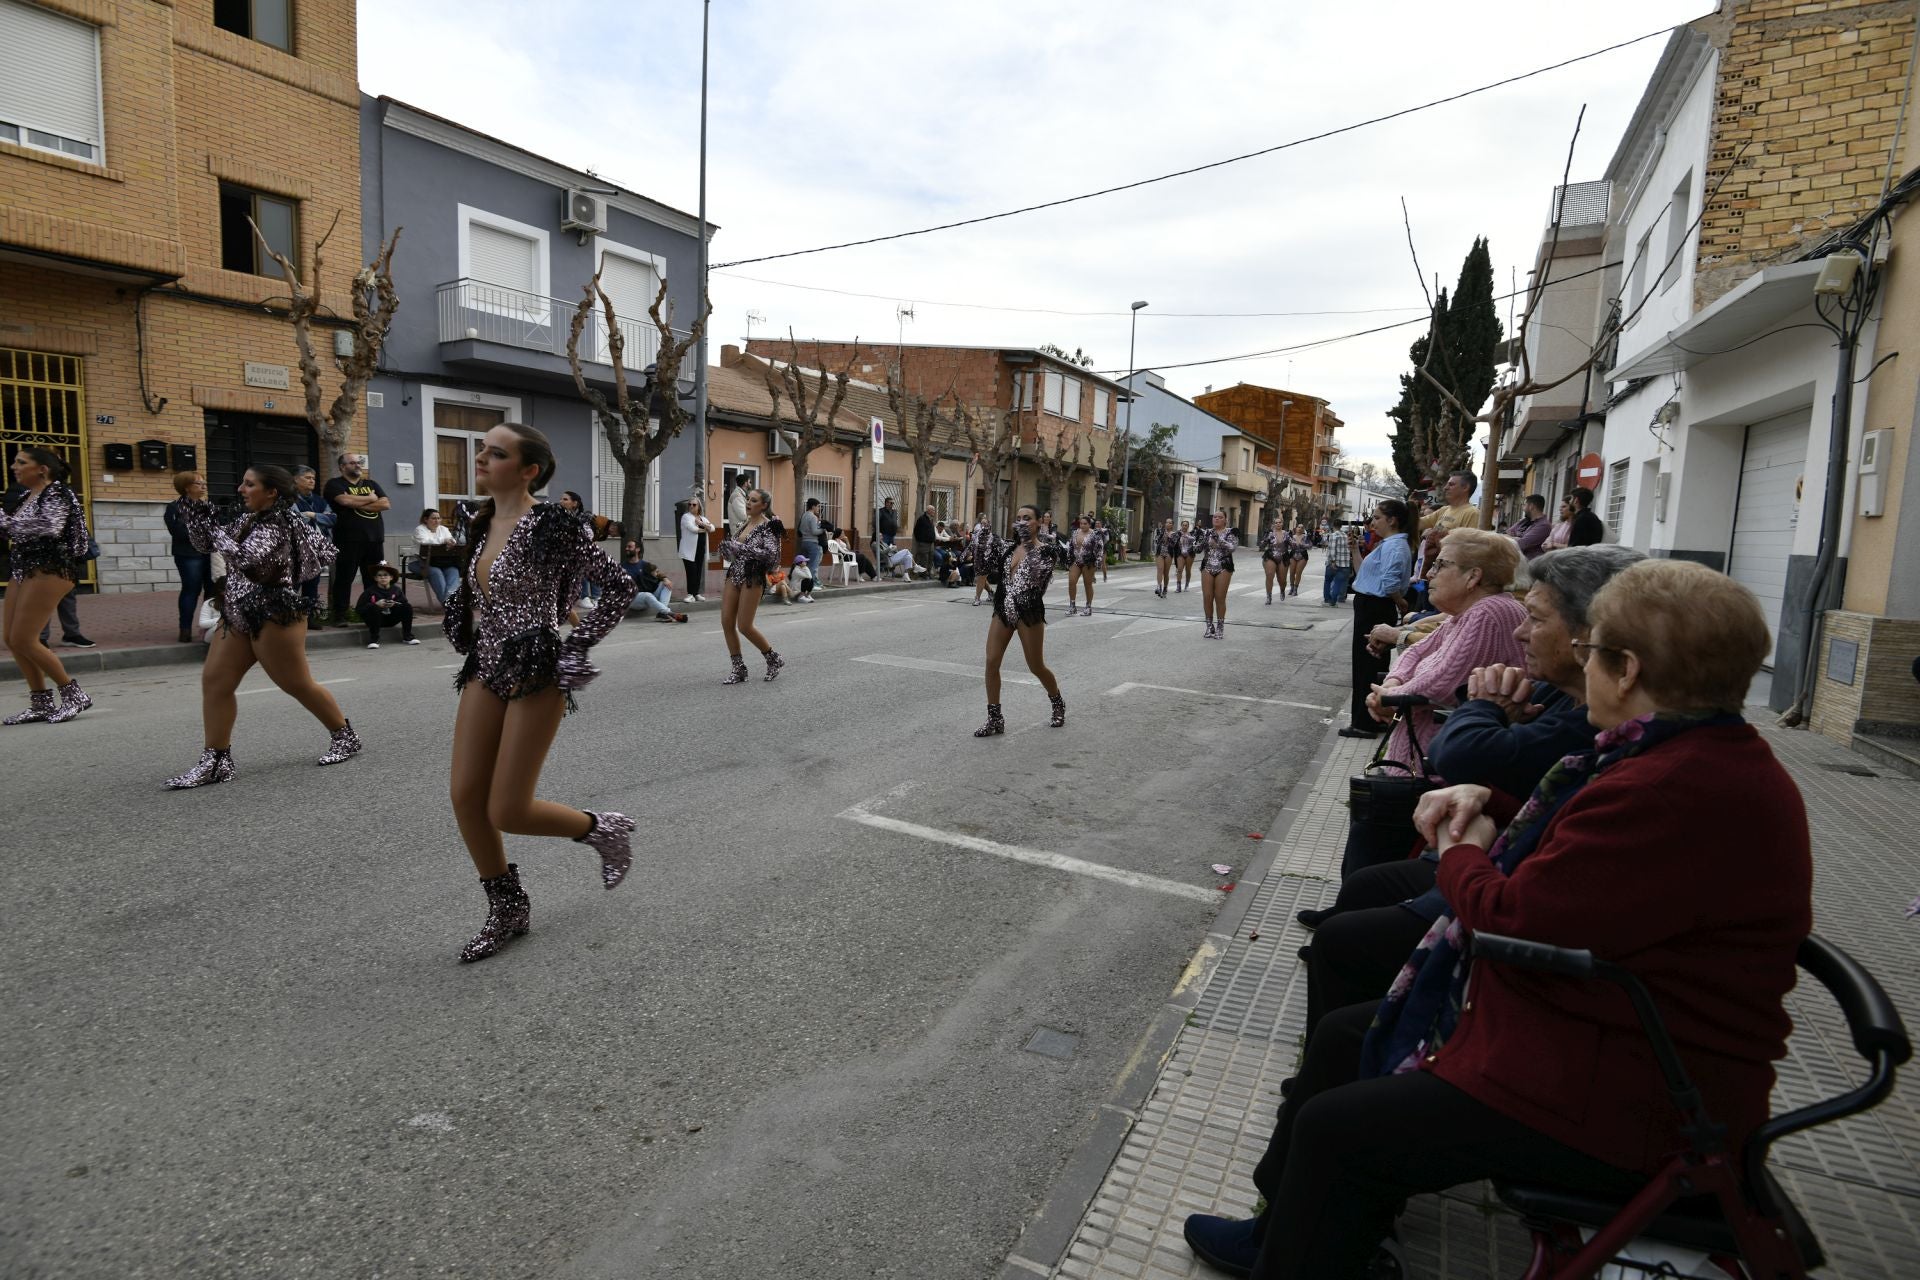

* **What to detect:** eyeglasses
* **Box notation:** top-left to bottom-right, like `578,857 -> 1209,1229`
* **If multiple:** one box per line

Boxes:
1430,557 -> 1475,576
1569,640 -> 1625,663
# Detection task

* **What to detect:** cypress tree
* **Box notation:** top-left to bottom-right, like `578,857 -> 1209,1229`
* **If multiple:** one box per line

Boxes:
1445,237 -> 1501,416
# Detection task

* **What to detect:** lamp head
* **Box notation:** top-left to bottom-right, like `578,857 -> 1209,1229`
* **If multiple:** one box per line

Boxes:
1131,300 -> 1149,311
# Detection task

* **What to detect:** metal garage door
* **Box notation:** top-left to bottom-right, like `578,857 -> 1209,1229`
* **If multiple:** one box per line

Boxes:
1727,412 -> 1808,666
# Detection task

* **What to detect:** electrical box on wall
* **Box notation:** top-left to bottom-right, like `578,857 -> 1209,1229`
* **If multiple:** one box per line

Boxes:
1652,471 -> 1670,523
395,462 -> 415,485
138,439 -> 168,470
171,444 -> 197,471
104,443 -> 134,470
1858,429 -> 1892,518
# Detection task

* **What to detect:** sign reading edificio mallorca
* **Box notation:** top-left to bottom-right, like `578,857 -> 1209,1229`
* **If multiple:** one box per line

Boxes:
244,362 -> 291,390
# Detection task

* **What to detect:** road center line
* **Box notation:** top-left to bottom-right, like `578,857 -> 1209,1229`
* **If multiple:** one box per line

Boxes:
838,792 -> 1219,905
1104,681 -> 1330,712
852,653 -> 1038,685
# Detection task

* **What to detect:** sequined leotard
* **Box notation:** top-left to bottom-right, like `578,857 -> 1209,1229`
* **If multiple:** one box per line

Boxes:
1259,530 -> 1283,563
444,503 -> 637,704
1,481 -> 90,582
1071,529 -> 1107,568
1197,527 -> 1238,575
178,499 -> 334,634
982,523 -> 1059,628
1176,529 -> 1196,559
719,518 -> 784,586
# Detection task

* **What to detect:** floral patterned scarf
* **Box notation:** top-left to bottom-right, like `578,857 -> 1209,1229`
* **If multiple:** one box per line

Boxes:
1357,709 -> 1744,1079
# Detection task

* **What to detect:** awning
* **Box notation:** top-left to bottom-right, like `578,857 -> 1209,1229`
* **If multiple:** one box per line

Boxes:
1607,258 -> 1825,381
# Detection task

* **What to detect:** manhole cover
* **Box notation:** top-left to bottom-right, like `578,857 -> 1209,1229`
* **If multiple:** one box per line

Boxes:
1024,1027 -> 1080,1060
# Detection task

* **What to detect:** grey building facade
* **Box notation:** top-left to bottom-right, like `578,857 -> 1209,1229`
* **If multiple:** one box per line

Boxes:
358,96 -> 707,555
1118,370 -> 1273,540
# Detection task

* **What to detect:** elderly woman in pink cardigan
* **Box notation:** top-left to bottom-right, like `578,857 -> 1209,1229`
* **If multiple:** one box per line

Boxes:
1367,527 -> 1527,772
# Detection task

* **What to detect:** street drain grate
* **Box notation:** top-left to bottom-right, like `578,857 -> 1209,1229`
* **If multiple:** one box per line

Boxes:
1024,1027 -> 1080,1060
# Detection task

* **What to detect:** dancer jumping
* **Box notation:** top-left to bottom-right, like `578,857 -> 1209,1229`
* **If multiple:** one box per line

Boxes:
1175,519 -> 1196,593
443,423 -> 639,962
1,448 -> 93,725
1153,518 -> 1176,598
1197,511 -> 1238,638
165,465 -> 358,786
717,487 -> 786,684
974,505 -> 1066,736
1065,515 -> 1105,616
1259,517 -> 1286,606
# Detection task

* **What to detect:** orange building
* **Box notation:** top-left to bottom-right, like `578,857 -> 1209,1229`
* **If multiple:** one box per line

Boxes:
1193,384 -> 1344,501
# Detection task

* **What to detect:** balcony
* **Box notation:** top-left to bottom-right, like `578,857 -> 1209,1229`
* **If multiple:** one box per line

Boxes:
436,278 -> 683,389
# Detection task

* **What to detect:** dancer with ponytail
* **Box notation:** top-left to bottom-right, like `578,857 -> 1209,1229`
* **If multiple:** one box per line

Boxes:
1,448 -> 94,724
716,488 -> 786,684
1197,510 -> 1238,638
163,465 -> 357,785
973,505 -> 1066,736
443,423 -> 638,962
1175,518 -> 1196,593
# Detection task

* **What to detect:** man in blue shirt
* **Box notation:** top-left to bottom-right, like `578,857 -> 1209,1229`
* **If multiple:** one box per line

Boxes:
1340,501 -> 1412,737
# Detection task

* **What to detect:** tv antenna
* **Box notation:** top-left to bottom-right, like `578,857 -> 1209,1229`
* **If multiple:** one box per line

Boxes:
745,309 -> 766,344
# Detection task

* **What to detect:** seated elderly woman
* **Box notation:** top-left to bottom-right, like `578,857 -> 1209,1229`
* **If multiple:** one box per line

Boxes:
1341,528 -> 1527,879
1186,560 -> 1811,1280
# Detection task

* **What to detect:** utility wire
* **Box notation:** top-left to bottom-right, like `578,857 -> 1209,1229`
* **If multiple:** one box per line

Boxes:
713,24 -> 1680,269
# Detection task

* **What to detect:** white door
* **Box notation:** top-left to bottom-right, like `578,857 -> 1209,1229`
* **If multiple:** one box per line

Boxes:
1727,413 -> 1808,666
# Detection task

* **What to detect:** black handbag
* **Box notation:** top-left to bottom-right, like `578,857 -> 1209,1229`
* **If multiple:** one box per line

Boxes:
1343,716 -> 1438,879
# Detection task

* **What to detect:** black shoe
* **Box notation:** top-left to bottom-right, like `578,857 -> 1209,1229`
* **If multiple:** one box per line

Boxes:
61,634 -> 96,648
1183,1213 -> 1265,1278
1296,906 -> 1333,929
1337,725 -> 1384,739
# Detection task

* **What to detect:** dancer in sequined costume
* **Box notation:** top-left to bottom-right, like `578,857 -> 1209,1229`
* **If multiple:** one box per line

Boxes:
1197,510 -> 1238,639
970,514 -> 993,606
159,465 -> 359,787
1,448 -> 94,725
973,505 -> 1066,736
1065,516 -> 1106,616
1153,518 -> 1177,598
1175,519 -> 1196,593
443,423 -> 641,963
1259,518 -> 1286,605
716,488 -> 787,685
1287,524 -> 1311,597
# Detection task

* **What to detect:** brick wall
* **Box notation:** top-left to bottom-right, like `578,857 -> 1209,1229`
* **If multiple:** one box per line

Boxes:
1810,611 -> 1920,743
1697,0 -> 1918,305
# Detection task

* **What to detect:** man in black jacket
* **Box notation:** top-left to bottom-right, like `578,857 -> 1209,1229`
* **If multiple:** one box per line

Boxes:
1567,485 -> 1607,546
876,497 -> 899,550
912,505 -> 937,573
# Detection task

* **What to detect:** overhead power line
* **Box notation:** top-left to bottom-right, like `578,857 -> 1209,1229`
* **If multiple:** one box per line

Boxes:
712,24 -> 1679,270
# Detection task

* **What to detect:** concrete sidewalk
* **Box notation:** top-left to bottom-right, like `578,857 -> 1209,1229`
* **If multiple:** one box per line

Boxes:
1008,717 -> 1920,1280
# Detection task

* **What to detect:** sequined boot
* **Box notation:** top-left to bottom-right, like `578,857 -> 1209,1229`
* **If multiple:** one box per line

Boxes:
762,648 -> 785,682
973,703 -> 1005,737
1049,692 -> 1067,728
46,679 -> 91,723
165,747 -> 235,789
317,718 -> 362,766
459,864 -> 531,962
722,653 -> 750,685
4,690 -> 56,725
575,810 -> 636,889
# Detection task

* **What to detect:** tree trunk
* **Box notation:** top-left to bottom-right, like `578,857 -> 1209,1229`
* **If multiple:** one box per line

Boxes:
623,450 -> 650,555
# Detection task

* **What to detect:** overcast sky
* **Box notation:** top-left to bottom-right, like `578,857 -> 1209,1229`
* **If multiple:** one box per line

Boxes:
360,0 -> 1709,470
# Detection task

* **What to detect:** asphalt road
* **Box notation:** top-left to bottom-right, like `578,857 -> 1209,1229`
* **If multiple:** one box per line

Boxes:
4,562 -> 1352,1280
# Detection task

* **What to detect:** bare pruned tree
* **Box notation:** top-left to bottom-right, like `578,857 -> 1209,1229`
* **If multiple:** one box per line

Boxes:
884,366 -> 960,518
564,271 -> 708,553
1031,424 -> 1084,519
957,403 -> 1019,530
763,332 -> 858,524
248,211 -> 402,480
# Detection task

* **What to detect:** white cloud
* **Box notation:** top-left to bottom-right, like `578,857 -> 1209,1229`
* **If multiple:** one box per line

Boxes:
360,0 -> 1704,469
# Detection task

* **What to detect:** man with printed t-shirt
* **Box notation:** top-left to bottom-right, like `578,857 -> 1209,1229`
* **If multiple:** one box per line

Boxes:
324,452 -> 392,621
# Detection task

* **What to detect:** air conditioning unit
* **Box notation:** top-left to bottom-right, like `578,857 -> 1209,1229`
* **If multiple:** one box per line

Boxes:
562,189 -> 608,235
768,430 -> 795,458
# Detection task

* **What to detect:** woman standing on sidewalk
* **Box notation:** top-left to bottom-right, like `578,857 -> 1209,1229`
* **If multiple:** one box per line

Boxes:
974,505 -> 1066,736
678,498 -> 716,601
1196,511 -> 1238,639
1153,518 -> 1176,598
163,465 -> 358,786
716,488 -> 785,685
164,472 -> 213,644
443,422 -> 639,963
1,447 -> 93,724
1175,519 -> 1197,593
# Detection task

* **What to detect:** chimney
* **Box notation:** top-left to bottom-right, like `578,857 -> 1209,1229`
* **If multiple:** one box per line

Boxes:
720,344 -> 741,367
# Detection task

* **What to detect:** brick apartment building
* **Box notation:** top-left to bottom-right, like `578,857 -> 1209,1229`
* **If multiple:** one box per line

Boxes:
1192,383 -> 1345,505
743,339 -> 1129,532
0,0 -> 362,593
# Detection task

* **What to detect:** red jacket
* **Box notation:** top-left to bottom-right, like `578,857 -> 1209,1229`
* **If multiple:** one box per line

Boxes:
1430,724 -> 1811,1174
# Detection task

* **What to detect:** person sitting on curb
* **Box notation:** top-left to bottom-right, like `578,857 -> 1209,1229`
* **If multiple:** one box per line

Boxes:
620,543 -> 689,623
357,562 -> 417,649
790,553 -> 817,603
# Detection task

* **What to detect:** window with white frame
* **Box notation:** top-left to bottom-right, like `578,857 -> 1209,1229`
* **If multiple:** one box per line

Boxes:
594,240 -> 664,367
0,1 -> 105,164
1043,371 -> 1065,416
1062,376 -> 1082,421
1659,173 -> 1692,294
457,204 -> 550,321
593,435 -> 659,540
803,475 -> 843,530
1605,459 -> 1629,543
930,485 -> 956,525
1092,388 -> 1110,429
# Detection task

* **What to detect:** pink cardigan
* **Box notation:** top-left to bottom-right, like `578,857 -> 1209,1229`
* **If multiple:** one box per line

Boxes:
1383,591 -> 1528,772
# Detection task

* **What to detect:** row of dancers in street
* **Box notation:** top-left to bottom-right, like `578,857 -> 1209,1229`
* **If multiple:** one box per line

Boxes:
1150,516 -> 1316,605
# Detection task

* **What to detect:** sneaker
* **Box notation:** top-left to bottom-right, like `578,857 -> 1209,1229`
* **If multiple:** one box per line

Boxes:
61,634 -> 96,648
367,642 -> 380,649
404,637 -> 420,645
656,613 -> 676,623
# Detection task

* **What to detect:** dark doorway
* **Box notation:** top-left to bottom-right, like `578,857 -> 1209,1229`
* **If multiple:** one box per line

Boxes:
203,412 -> 318,514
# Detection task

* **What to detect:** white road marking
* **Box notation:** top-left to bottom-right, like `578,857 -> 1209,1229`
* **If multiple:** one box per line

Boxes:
239,677 -> 355,696
1111,618 -> 1192,638
838,785 -> 1220,905
1103,681 -> 1331,712
851,653 -> 1038,685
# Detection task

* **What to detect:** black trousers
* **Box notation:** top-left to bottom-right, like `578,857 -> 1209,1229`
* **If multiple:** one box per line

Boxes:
1325,857 -> 1436,920
1247,1002 -> 1643,1280
331,541 -> 386,617
683,558 -> 701,597
1303,900 -> 1434,1037
1349,592 -> 1397,729
362,600 -> 414,642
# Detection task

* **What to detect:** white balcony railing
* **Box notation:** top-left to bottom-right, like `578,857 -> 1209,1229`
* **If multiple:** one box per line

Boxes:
436,278 -> 666,371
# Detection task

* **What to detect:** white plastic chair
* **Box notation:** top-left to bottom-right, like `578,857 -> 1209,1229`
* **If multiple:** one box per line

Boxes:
827,548 -> 857,586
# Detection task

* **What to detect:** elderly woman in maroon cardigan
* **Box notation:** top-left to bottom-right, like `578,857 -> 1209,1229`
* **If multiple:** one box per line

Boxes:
1184,559 -> 1812,1280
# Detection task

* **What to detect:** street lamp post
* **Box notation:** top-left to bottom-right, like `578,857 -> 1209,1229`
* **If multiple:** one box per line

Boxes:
1121,299 -> 1147,555
690,0 -> 711,501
